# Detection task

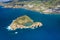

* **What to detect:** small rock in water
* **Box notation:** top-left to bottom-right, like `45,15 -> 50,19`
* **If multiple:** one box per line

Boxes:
15,32 -> 18,34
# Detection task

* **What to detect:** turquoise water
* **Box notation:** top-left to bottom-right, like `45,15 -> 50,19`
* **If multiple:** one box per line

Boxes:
0,8 -> 60,40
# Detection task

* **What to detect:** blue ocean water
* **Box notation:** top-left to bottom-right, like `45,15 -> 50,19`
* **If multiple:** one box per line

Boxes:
0,8 -> 60,40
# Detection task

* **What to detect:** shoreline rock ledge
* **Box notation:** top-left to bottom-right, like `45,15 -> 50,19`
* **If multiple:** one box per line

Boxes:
7,15 -> 43,30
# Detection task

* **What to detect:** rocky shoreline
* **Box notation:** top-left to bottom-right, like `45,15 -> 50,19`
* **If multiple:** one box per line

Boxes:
0,0 -> 60,14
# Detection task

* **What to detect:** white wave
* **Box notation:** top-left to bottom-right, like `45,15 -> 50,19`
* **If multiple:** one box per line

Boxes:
7,26 -> 13,30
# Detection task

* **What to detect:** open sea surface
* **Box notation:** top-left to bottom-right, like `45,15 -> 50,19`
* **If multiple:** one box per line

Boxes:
0,8 -> 60,40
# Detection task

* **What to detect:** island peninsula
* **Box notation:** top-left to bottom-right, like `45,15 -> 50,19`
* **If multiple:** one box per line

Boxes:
7,15 -> 43,30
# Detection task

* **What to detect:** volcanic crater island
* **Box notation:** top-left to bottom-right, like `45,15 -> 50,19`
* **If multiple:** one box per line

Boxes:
7,15 -> 43,30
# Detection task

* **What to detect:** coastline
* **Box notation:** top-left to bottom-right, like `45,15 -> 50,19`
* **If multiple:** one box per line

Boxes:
7,20 -> 43,30
1,5 -> 60,14
0,1 -> 60,14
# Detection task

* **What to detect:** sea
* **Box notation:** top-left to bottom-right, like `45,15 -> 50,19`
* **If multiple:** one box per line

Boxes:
0,7 -> 60,40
